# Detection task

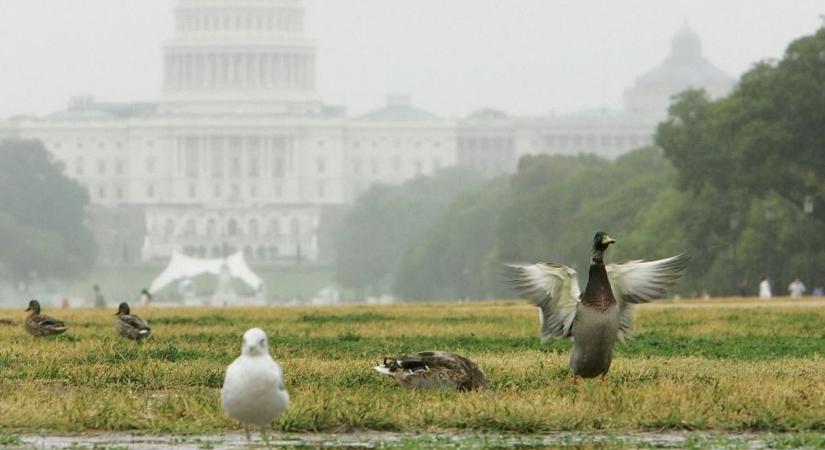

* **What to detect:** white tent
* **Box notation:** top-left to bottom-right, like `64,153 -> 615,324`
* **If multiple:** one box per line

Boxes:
149,250 -> 263,294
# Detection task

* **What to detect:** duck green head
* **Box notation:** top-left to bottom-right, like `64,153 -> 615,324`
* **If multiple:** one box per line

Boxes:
115,302 -> 130,316
593,232 -> 616,252
25,299 -> 41,314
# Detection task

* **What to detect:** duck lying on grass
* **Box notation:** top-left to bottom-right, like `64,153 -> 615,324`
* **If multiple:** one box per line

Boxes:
221,328 -> 289,442
507,232 -> 687,382
115,302 -> 151,341
375,351 -> 487,391
24,299 -> 69,337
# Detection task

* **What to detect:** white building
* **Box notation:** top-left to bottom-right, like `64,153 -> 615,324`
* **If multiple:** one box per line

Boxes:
0,1 -> 734,266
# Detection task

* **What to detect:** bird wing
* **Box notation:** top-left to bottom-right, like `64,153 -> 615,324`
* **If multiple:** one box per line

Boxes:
505,262 -> 581,341
120,314 -> 150,331
37,315 -> 67,329
607,253 -> 688,340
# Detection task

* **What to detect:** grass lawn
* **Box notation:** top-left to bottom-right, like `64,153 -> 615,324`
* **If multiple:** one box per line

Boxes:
1,298 -> 825,437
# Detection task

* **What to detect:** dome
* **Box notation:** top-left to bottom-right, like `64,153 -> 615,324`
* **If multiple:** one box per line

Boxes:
671,24 -> 702,61
623,25 -> 735,116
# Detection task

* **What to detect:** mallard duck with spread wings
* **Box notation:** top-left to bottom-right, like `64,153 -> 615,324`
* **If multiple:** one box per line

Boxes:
506,232 -> 687,381
374,351 -> 487,391
24,300 -> 69,337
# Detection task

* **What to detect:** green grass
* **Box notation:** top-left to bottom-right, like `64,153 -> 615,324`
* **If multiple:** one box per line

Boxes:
1,298 -> 825,434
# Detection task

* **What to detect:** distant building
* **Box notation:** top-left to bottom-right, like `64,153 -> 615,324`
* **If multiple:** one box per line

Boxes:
0,1 -> 735,267
623,24 -> 735,115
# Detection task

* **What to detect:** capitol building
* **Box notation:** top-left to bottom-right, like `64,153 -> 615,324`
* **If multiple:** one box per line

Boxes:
0,0 -> 734,267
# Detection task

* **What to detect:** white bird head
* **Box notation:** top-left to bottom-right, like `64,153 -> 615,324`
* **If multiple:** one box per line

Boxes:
241,327 -> 269,357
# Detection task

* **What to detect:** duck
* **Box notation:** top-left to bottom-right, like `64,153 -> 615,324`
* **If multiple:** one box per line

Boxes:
114,302 -> 151,341
507,232 -> 687,381
374,351 -> 487,391
24,299 -> 69,337
221,328 -> 289,442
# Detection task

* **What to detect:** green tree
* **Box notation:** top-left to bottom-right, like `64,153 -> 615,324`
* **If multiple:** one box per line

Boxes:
0,139 -> 96,283
333,167 -> 486,296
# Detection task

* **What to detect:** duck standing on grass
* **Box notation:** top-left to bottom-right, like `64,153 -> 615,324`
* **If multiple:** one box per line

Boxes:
24,299 -> 69,337
374,351 -> 487,391
507,232 -> 687,382
221,328 -> 289,442
114,302 -> 151,341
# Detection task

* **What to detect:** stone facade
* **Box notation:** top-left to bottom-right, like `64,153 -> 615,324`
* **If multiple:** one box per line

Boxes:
0,1 -> 735,266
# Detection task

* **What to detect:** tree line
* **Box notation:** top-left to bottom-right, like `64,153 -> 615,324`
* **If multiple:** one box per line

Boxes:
334,26 -> 825,299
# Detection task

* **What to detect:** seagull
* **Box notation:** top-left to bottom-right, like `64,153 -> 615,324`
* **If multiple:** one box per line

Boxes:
114,302 -> 151,341
506,232 -> 687,381
221,328 -> 289,442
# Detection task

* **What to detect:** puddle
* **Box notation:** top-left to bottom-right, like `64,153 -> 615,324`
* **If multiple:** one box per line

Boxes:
5,431 -> 803,449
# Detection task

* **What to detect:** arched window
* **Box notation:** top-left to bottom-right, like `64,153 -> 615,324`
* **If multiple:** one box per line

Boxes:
290,218 -> 300,237
206,218 -> 217,237
249,218 -> 259,237
267,218 -> 281,237
164,219 -> 175,239
256,246 -> 268,260
184,219 -> 196,237
228,218 -> 239,237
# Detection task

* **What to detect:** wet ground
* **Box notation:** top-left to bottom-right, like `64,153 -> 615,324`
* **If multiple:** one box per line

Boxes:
5,431 -> 820,449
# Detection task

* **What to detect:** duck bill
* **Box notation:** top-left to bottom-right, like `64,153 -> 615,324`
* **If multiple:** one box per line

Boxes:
24,306 -> 31,312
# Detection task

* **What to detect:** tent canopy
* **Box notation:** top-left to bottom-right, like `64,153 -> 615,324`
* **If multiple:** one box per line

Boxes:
149,251 -> 263,294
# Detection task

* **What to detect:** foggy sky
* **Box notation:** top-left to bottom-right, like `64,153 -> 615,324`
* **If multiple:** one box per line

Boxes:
0,0 -> 821,119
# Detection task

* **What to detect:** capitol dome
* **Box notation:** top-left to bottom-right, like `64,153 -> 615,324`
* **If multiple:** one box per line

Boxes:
160,0 -> 321,116
623,24 -> 734,116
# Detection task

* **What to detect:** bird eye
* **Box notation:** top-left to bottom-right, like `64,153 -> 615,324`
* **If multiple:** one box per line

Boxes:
259,338 -> 266,346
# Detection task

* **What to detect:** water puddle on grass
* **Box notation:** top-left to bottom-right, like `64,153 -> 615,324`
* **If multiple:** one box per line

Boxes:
6,431 -> 811,449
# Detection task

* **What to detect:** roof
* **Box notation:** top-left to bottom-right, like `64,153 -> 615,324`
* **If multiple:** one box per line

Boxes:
47,102 -> 157,121
359,94 -> 439,122
359,104 -> 439,122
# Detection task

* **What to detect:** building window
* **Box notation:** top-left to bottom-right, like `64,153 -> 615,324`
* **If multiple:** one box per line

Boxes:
318,183 -> 325,198
188,184 -> 197,198
147,184 -> 155,198
76,157 -> 84,176
267,218 -> 280,236
352,158 -> 361,175
184,219 -> 196,237
227,219 -> 239,237
415,160 -> 423,175
98,186 -> 106,199
273,158 -> 284,177
393,155 -> 401,172
371,158 -> 379,175
250,183 -> 258,198
249,218 -> 259,237
97,160 -> 106,175
116,185 -> 124,200
146,157 -> 155,173
211,138 -> 225,177
214,184 -> 222,198
115,160 -> 124,175
317,157 -> 326,174
274,184 -> 283,198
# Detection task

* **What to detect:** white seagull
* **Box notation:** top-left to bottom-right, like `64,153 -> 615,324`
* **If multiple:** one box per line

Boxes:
221,328 -> 289,441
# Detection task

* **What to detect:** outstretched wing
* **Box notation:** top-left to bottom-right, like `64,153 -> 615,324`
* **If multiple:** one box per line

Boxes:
505,262 -> 581,341
607,254 -> 688,340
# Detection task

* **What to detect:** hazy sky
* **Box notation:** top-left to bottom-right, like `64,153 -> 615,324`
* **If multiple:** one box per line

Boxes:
0,1 -> 821,119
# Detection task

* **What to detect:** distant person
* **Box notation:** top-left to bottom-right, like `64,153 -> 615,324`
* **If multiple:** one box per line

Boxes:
61,297 -> 70,309
93,285 -> 106,308
813,286 -> 824,297
758,276 -> 772,300
139,288 -> 152,307
788,278 -> 806,298
737,278 -> 749,297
